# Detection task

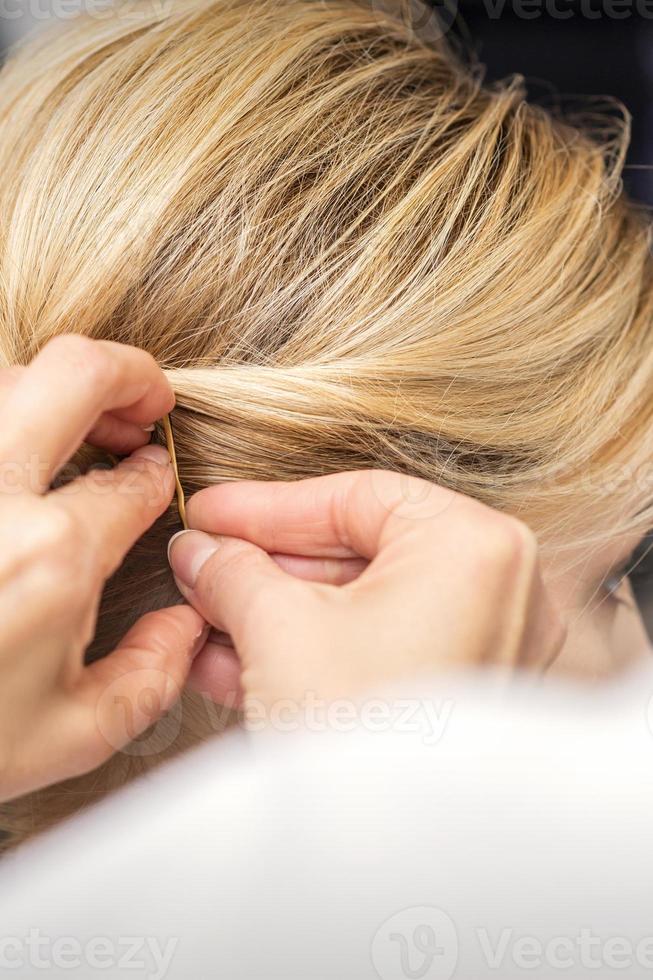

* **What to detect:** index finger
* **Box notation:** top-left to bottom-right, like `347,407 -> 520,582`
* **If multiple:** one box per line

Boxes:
0,335 -> 174,493
186,469 -> 468,560
0,366 -> 160,456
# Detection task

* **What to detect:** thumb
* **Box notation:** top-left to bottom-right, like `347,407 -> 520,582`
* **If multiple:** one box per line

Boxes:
78,604 -> 208,767
168,529 -> 305,649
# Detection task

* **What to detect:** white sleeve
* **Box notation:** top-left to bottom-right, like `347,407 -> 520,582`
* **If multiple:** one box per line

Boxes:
0,667 -> 652,979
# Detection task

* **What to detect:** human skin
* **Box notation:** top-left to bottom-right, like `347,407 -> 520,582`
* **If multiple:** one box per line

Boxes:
171,479 -> 652,707
168,470 -> 566,710
0,336 -> 644,803
0,336 -> 208,802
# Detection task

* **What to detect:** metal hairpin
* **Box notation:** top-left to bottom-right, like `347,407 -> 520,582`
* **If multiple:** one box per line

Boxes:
162,412 -> 188,530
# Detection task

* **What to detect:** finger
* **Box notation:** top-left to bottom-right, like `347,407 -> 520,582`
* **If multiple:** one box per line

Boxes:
84,414 -> 155,455
0,365 -> 154,454
169,552 -> 365,636
0,367 -> 154,454
0,335 -> 174,492
51,444 -> 174,580
81,604 -> 208,760
186,476 -> 357,557
168,530 -> 308,645
272,553 -> 367,585
187,470 -> 469,560
187,641 -> 243,709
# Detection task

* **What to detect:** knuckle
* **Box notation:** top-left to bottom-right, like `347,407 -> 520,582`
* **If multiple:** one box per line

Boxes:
475,515 -> 538,582
81,348 -> 114,390
34,507 -> 96,585
203,541 -> 250,584
125,457 -> 173,506
502,516 -> 538,561
32,504 -> 81,553
48,334 -> 112,388
44,332 -> 95,363
32,555 -> 93,616
139,608 -> 186,655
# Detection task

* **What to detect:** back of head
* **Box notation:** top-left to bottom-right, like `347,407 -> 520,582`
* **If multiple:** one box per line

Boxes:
1,0 -> 653,834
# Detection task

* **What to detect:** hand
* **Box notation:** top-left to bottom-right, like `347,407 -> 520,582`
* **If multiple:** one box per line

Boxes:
168,470 -> 565,712
0,336 -> 207,802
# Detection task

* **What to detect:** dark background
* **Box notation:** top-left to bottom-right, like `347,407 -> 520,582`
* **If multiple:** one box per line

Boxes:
454,2 -> 653,204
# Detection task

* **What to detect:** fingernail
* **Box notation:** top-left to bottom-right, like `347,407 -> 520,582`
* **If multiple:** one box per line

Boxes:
141,423 -> 156,432
168,529 -> 219,588
130,444 -> 171,467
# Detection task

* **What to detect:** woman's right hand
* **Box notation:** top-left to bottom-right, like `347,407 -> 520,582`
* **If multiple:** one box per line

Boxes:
0,336 -> 208,802
169,470 -> 566,712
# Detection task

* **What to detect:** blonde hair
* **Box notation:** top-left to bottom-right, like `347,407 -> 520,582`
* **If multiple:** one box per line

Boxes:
1,0 -> 653,844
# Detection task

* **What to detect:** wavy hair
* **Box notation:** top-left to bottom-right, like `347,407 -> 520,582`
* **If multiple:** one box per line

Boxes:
1,0 -> 652,843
